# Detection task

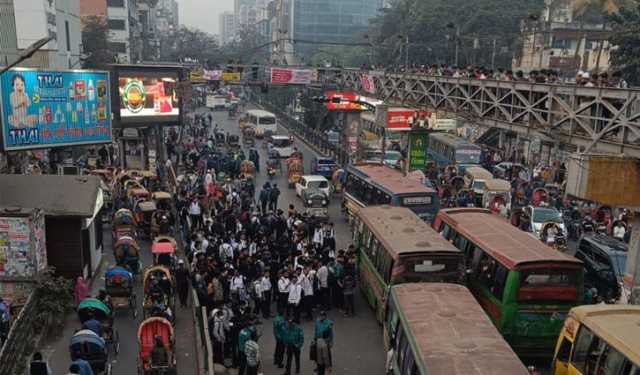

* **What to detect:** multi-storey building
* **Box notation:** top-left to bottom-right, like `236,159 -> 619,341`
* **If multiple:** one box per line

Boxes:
219,11 -> 236,45
0,0 -> 82,69
80,0 -> 139,63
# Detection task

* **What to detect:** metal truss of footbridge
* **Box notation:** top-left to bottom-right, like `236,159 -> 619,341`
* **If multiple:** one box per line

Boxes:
224,65 -> 640,158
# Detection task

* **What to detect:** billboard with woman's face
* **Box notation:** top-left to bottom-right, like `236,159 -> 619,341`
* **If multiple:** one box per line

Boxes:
0,68 -> 112,151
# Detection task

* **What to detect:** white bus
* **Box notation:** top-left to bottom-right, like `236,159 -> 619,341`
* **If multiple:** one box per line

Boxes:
246,109 -> 277,133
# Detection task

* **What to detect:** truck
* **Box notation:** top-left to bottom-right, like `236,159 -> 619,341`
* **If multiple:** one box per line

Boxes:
206,95 -> 227,111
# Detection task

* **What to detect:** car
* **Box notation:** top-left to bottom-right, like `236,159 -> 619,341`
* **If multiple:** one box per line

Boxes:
302,189 -> 330,220
522,205 -> 566,238
575,234 -> 627,302
311,156 -> 337,178
295,175 -> 331,199
268,135 -> 294,158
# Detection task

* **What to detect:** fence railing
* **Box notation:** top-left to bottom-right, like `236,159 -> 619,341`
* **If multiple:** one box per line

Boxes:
0,292 -> 36,375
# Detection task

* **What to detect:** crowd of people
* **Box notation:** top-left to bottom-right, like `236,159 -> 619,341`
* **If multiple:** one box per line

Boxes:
171,112 -> 358,375
362,63 -> 630,88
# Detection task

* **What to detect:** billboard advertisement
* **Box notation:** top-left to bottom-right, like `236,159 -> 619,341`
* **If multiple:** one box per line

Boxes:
222,72 -> 241,82
361,74 -> 376,94
325,91 -> 364,111
0,68 -> 112,151
118,72 -> 180,124
271,68 -> 313,85
408,132 -> 429,171
387,109 -> 432,131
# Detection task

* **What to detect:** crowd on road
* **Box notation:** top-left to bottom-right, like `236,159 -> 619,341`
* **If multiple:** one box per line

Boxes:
170,112 -> 357,375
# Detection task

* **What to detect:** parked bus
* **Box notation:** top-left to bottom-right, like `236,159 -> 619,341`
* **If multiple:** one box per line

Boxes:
384,283 -> 531,375
246,109 -> 277,133
551,304 -> 640,375
433,208 -> 584,358
354,206 -> 464,321
426,132 -> 481,172
343,164 -> 439,222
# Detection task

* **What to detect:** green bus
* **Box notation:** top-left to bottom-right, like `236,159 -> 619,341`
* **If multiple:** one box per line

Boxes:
432,208 -> 584,358
354,205 -> 464,322
384,283 -> 531,375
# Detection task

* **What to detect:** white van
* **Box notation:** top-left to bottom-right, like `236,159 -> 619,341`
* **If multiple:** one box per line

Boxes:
246,109 -> 277,133
268,135 -> 295,158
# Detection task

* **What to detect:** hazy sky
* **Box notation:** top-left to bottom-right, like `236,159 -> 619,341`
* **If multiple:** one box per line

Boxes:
178,0 -> 233,35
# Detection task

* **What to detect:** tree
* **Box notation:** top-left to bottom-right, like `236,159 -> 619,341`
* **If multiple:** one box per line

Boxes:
160,26 -> 223,65
81,16 -> 116,69
608,1 -> 640,85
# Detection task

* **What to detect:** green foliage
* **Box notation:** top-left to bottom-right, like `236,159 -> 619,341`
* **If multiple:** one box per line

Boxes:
367,0 -> 546,67
160,26 -> 223,65
81,16 -> 116,69
608,1 -> 640,85
220,26 -> 271,64
34,268 -> 74,334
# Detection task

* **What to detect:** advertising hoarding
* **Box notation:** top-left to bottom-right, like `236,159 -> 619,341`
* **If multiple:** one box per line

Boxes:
203,70 -> 222,81
0,68 -> 112,151
117,71 -> 180,124
361,74 -> 376,94
387,109 -> 432,131
222,72 -> 241,82
408,132 -> 429,171
271,68 -> 313,85
325,91 -> 364,111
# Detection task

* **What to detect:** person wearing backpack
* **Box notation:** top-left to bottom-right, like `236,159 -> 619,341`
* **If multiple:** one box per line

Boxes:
269,183 -> 280,212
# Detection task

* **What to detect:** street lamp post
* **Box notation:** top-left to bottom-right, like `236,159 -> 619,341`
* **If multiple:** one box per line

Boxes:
446,23 -> 460,66
0,37 -> 53,76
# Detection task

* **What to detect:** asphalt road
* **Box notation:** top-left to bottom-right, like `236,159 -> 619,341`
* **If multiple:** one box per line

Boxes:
42,219 -> 197,373
205,106 -> 386,375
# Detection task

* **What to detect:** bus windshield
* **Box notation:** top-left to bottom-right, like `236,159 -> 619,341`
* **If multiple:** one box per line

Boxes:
518,267 -> 580,303
394,255 -> 463,283
456,147 -> 481,164
272,138 -> 291,147
259,116 -> 276,125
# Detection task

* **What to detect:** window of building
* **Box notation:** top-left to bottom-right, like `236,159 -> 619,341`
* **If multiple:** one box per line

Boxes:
65,21 -> 70,52
108,19 -> 126,30
109,42 -> 127,53
107,0 -> 125,7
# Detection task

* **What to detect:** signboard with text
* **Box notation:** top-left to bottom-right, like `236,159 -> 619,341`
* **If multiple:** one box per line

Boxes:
0,68 -> 112,151
325,91 -> 364,111
271,68 -> 313,85
408,132 -> 429,171
222,72 -> 241,82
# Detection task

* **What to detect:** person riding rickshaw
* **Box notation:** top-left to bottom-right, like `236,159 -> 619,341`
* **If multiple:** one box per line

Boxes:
105,266 -> 137,319
482,178 -> 512,216
456,188 -> 475,207
532,187 -> 550,207
128,188 -> 150,209
151,192 -> 173,211
242,127 -> 256,147
113,209 -> 137,240
227,134 -> 240,152
143,266 -> 175,323
332,169 -> 345,194
133,200 -> 157,237
151,237 -> 177,270
214,131 -> 226,147
137,317 -> 176,375
150,209 -> 173,239
69,329 -> 111,375
540,221 -> 568,251
114,236 -> 142,278
239,160 -> 256,180
77,298 -> 119,356
286,155 -> 304,188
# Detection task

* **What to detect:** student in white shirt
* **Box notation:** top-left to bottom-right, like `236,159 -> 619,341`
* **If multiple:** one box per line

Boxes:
260,271 -> 272,318
277,272 -> 291,315
287,275 -> 302,321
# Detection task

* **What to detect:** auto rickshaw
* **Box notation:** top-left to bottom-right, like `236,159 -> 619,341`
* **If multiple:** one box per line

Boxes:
70,330 -> 111,375
482,178 -> 512,216
243,127 -> 255,147
286,156 -> 304,188
150,210 -> 172,239
113,209 -> 137,240
77,298 -> 119,355
137,317 -> 176,375
240,160 -> 256,180
332,169 -> 345,194
105,266 -> 137,318
152,236 -> 177,269
303,189 -> 330,221
143,266 -> 175,323
152,191 -> 173,211
114,236 -> 142,277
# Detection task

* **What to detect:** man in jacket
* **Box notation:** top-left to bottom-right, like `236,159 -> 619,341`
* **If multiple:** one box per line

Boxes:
284,319 -> 304,375
238,320 -> 257,375
272,312 -> 287,368
244,331 -> 261,375
269,183 -> 280,211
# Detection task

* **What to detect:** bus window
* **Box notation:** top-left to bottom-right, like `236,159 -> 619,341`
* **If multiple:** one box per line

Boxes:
518,268 -> 579,303
387,305 -> 399,343
571,326 -> 598,374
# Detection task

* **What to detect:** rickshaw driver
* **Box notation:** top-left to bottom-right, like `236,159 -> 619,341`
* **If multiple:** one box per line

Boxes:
81,313 -> 103,337
97,290 -> 113,312
151,336 -> 169,367
151,294 -> 173,321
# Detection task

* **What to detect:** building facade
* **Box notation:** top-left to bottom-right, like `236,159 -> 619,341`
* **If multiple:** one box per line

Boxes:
219,11 -> 236,45
0,0 -> 82,70
512,0 -> 612,76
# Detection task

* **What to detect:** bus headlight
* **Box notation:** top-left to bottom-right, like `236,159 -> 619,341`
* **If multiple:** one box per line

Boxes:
307,200 -> 313,205
322,200 -> 327,205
